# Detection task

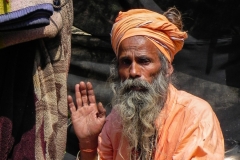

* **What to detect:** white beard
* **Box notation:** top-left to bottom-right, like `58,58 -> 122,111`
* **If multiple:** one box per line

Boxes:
111,71 -> 170,160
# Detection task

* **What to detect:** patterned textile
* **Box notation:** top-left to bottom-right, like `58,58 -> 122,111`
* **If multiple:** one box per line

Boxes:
0,0 -> 73,159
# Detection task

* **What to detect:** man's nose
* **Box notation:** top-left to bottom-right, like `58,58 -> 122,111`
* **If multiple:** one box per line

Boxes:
129,62 -> 141,79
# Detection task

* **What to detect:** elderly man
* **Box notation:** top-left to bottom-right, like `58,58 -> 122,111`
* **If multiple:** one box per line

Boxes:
68,8 -> 224,160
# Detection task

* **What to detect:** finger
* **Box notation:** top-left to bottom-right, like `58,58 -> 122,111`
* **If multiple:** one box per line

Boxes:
86,82 -> 96,105
97,102 -> 106,118
79,81 -> 88,106
75,83 -> 83,108
68,95 -> 76,113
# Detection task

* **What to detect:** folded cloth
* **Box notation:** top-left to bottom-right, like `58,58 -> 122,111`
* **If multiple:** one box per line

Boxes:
0,0 -> 63,49
0,0 -> 56,31
0,0 -> 53,13
0,3 -> 53,31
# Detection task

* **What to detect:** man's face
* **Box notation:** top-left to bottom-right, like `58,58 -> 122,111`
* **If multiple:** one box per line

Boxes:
112,36 -> 170,158
118,36 -> 162,85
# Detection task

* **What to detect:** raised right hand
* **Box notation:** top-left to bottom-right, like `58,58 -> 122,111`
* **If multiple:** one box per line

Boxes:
68,81 -> 106,149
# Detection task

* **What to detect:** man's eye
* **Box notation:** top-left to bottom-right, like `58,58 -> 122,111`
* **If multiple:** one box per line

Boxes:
121,59 -> 131,65
139,58 -> 150,64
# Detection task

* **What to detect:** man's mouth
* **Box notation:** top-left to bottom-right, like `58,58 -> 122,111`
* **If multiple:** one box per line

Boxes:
129,86 -> 147,92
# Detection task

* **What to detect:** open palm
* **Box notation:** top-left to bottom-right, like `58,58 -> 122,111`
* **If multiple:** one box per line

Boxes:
68,81 -> 106,148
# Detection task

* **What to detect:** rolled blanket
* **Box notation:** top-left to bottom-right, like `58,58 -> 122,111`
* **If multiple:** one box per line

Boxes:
0,0 -> 56,31
0,0 -> 63,49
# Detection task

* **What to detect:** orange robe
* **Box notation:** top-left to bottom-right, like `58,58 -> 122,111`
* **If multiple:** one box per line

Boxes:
98,84 -> 224,160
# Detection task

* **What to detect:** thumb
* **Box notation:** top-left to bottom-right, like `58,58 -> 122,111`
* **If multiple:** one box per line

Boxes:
97,102 -> 106,118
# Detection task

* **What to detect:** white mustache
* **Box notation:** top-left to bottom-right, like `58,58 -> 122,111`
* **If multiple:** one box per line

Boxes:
119,79 -> 152,94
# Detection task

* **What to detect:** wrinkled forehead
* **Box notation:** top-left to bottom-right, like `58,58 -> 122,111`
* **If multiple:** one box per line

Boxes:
117,36 -> 160,58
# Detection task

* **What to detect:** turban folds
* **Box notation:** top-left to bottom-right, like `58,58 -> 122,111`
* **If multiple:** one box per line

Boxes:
111,9 -> 188,62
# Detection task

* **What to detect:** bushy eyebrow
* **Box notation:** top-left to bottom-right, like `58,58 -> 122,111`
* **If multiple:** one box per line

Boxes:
119,55 -> 130,59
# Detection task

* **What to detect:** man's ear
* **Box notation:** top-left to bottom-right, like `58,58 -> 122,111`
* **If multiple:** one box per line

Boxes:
166,62 -> 173,77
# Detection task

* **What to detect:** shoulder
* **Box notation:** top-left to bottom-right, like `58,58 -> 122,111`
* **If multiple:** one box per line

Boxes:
174,86 -> 213,114
167,85 -> 218,125
169,87 -> 224,159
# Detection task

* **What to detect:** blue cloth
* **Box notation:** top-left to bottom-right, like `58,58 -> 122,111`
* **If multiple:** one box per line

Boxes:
0,3 -> 53,31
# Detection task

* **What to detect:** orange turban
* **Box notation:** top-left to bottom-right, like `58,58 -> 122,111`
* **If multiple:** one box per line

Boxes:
111,9 -> 188,62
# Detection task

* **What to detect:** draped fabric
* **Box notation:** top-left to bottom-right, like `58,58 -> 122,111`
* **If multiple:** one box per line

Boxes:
0,0 -> 73,159
98,85 -> 224,160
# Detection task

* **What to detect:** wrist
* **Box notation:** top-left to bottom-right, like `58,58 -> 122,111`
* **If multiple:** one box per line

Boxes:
78,138 -> 98,151
80,148 -> 97,153
77,149 -> 98,160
